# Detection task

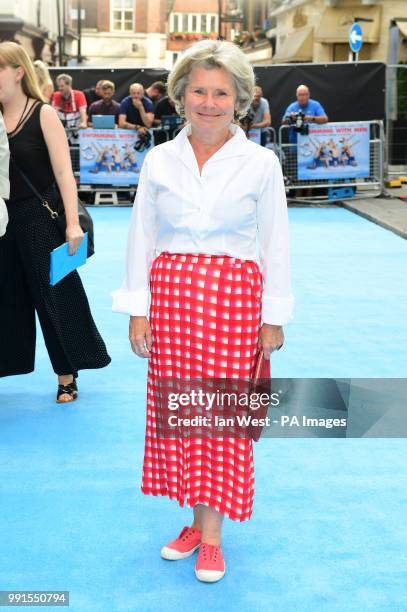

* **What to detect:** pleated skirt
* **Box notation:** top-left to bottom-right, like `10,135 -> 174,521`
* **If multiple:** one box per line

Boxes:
140,251 -> 262,522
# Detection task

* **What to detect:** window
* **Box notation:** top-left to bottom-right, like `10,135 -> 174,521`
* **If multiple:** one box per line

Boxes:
112,0 -> 133,32
170,12 -> 218,34
200,14 -> 217,33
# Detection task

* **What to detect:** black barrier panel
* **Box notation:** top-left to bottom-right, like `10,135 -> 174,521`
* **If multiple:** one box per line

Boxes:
254,61 -> 385,124
49,67 -> 168,107
49,61 -> 385,123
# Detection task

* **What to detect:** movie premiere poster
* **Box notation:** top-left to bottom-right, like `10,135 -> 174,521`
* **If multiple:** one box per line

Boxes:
246,127 -> 261,144
297,122 -> 370,180
79,129 -> 154,185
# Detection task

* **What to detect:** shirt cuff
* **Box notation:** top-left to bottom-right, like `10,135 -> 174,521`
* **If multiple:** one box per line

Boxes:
0,197 -> 8,237
262,294 -> 295,325
111,288 -> 149,316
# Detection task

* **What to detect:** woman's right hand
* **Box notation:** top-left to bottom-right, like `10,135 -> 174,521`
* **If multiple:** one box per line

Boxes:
66,222 -> 84,256
129,316 -> 152,358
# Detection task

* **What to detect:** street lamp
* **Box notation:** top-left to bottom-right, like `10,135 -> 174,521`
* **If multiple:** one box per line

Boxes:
77,0 -> 82,64
56,0 -> 63,65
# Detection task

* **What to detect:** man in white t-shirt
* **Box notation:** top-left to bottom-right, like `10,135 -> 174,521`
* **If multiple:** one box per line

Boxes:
248,86 -> 271,146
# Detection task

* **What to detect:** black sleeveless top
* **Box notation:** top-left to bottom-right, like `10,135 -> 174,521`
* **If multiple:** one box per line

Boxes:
7,100 -> 55,203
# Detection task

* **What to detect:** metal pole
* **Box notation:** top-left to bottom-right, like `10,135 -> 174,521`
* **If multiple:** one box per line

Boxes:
56,0 -> 63,65
62,0 -> 66,64
218,0 -> 222,39
77,0 -> 81,63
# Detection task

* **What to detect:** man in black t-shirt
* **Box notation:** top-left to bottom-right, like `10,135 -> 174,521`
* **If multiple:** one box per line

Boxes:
144,81 -> 166,107
83,80 -> 104,109
153,96 -> 183,144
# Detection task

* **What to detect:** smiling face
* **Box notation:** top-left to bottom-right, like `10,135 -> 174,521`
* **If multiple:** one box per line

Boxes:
181,66 -> 238,132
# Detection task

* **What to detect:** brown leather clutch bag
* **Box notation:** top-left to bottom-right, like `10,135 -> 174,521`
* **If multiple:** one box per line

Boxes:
249,350 -> 271,442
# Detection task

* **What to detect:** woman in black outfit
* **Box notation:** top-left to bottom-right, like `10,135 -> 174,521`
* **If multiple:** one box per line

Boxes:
0,42 -> 111,401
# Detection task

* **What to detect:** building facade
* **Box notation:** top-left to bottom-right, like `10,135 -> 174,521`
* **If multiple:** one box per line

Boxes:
77,0 -> 167,66
0,0 -> 63,62
269,0 -> 407,64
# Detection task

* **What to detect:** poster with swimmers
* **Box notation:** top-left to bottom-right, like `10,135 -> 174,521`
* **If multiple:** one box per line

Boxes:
79,129 -> 154,185
297,123 -> 370,181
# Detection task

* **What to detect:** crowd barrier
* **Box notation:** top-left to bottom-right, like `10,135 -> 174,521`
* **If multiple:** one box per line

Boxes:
278,121 -> 384,202
67,121 -> 384,204
68,125 -> 181,205
385,64 -> 407,181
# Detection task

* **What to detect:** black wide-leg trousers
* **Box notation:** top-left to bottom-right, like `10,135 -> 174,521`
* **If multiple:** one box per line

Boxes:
0,192 -> 111,378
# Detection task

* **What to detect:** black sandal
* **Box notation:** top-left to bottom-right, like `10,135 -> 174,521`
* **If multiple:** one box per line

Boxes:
56,378 -> 78,403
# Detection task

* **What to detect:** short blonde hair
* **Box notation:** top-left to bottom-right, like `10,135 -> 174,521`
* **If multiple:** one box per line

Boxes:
167,39 -> 256,120
129,82 -> 144,93
0,42 -> 45,103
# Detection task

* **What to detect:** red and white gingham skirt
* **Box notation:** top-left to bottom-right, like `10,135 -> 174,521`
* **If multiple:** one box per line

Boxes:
140,251 -> 262,521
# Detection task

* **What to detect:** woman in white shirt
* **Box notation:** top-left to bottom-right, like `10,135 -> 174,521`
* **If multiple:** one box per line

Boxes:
0,112 -> 10,236
112,40 -> 294,583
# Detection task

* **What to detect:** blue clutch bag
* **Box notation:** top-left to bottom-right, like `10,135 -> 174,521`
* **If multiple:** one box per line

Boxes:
50,232 -> 88,286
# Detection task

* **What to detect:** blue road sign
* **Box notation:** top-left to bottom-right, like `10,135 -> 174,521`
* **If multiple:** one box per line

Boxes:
349,23 -> 363,53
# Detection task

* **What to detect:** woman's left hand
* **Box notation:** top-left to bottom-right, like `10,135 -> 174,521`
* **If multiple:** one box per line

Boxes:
66,222 -> 84,256
258,323 -> 284,360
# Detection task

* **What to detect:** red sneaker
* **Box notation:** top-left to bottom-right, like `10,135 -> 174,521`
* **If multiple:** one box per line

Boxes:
160,526 -> 202,560
195,542 -> 226,582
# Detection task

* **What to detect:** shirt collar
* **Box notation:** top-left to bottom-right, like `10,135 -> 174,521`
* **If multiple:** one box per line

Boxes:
170,121 -> 250,176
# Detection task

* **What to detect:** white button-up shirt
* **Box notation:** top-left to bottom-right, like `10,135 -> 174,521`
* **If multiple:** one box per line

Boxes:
111,121 -> 295,325
0,114 -> 10,237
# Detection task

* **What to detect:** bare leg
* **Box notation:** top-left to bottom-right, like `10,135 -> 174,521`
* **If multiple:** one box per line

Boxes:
200,505 -> 224,545
58,374 -> 75,402
191,503 -> 205,531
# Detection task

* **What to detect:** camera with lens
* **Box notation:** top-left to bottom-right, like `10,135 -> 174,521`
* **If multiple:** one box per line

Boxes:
134,128 -> 152,152
61,119 -> 79,139
289,111 -> 309,135
240,109 -> 255,131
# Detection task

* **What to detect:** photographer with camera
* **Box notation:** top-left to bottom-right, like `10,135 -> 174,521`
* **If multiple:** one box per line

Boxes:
282,85 -> 328,195
282,85 -> 328,144
239,86 -> 271,146
52,74 -> 87,146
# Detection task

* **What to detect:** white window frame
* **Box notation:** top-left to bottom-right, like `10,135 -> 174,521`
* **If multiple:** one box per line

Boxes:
172,13 -> 180,32
111,0 -> 134,33
170,12 -> 218,33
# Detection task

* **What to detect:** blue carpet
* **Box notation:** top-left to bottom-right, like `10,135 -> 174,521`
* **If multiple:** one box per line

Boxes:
1,207 -> 406,611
